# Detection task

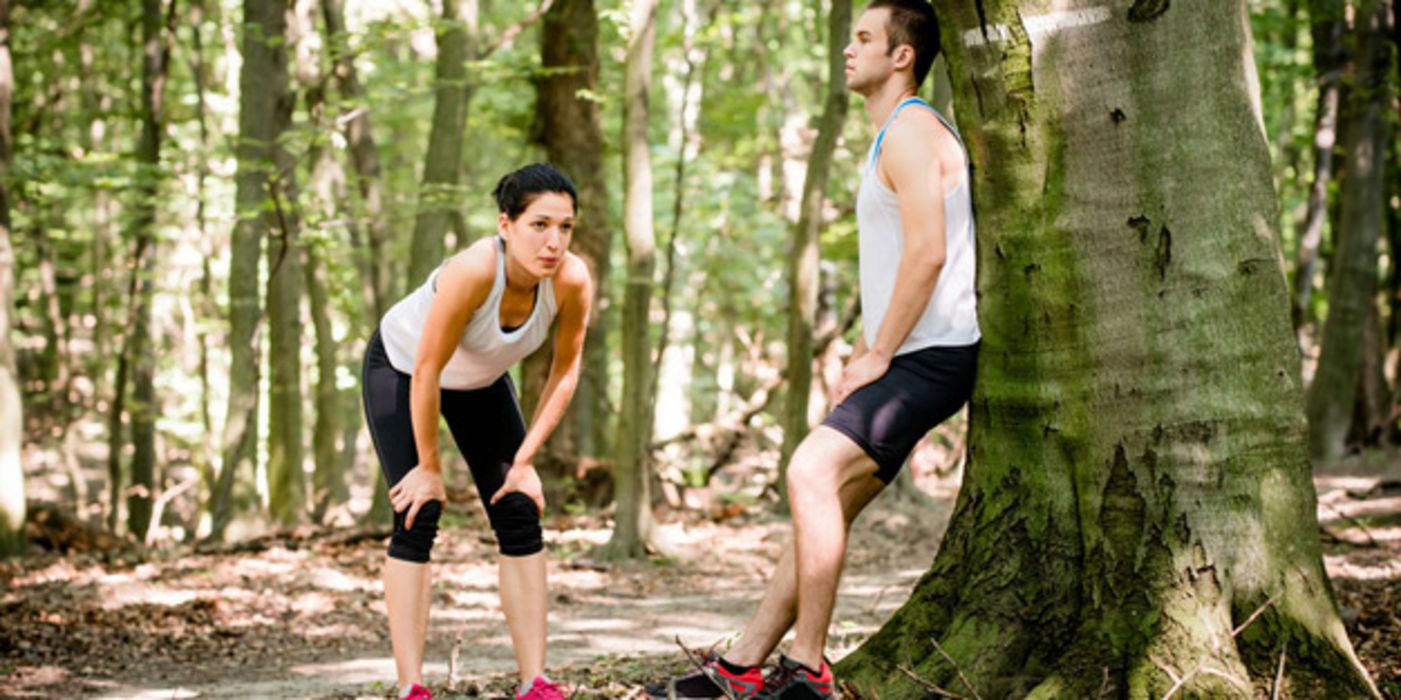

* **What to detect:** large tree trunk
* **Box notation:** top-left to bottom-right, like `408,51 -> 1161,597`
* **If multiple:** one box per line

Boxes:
124,0 -> 174,540
1305,0 -> 1394,461
778,0 -> 850,511
838,2 -> 1378,697
408,0 -> 476,285
209,0 -> 294,541
0,0 -> 26,558
598,0 -> 658,561
524,0 -> 611,485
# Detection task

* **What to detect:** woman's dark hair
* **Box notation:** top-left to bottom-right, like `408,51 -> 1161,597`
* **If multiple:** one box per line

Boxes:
869,0 -> 941,88
491,163 -> 578,220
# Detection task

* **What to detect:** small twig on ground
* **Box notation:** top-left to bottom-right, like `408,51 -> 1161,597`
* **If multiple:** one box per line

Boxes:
1270,642 -> 1287,700
896,663 -> 964,698
1231,595 -> 1277,637
1097,666 -> 1111,699
145,474 -> 201,547
1320,503 -> 1381,547
448,615 -> 469,690
929,636 -> 982,700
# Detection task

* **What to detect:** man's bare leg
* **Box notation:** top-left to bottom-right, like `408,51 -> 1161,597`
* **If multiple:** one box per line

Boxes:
785,427 -> 881,670
724,428 -> 882,668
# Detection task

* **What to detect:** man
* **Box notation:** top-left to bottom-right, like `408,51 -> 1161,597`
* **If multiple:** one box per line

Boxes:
648,1 -> 979,698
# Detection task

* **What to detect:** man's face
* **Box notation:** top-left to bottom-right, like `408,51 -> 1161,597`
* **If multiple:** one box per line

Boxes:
843,8 -> 897,94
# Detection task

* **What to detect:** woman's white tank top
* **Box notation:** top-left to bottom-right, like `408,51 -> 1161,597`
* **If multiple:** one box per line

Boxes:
379,236 -> 557,389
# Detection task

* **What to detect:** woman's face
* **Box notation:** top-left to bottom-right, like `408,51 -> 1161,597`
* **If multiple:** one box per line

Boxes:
499,191 -> 575,279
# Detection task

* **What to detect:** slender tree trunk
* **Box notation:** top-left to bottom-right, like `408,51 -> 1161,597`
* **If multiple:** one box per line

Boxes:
523,0 -> 612,482
1306,0 -> 1394,461
302,56 -> 345,521
30,227 -> 67,406
778,0 -> 850,511
408,0 -> 476,285
322,0 -> 390,320
0,0 -> 26,558
304,243 -> 339,521
838,2 -> 1378,697
266,51 -> 305,528
210,0 -> 294,541
124,0 -> 174,540
599,0 -> 658,561
189,0 -> 219,504
1351,299 -> 1390,445
1292,0 -> 1345,333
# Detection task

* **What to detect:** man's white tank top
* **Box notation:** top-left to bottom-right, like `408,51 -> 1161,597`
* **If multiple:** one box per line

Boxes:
857,96 -> 980,354
379,236 -> 557,390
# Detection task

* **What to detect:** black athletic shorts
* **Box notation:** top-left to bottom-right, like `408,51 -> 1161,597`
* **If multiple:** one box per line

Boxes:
821,342 -> 978,483
361,329 -> 539,558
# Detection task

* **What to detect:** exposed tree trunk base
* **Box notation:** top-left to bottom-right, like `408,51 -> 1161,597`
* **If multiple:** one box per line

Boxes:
838,491 -> 1375,699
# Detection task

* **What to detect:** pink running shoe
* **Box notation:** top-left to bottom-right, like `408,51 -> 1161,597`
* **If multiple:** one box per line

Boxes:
402,683 -> 433,700
517,676 -> 568,700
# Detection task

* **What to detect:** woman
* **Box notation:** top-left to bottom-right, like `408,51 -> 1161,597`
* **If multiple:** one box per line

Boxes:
362,163 -> 591,700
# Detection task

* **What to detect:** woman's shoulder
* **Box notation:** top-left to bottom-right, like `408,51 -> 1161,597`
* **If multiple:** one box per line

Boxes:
553,252 -> 592,296
435,239 -> 498,309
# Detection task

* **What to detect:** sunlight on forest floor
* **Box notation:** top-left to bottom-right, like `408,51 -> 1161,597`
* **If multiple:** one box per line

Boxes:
4,447 -> 1399,699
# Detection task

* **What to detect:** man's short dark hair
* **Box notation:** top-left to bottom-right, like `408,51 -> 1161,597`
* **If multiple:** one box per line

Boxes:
869,0 -> 941,88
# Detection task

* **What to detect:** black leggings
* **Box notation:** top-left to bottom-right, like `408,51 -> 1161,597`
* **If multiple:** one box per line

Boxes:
361,330 -> 542,562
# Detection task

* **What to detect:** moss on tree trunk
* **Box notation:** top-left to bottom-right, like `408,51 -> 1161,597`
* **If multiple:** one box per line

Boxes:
837,2 -> 1377,697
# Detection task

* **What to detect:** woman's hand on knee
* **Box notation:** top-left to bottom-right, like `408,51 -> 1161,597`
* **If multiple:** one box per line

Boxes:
490,463 -> 545,516
389,466 -> 447,530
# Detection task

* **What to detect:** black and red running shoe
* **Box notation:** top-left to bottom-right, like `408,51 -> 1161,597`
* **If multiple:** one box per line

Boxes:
645,641 -> 765,699
755,655 -> 834,700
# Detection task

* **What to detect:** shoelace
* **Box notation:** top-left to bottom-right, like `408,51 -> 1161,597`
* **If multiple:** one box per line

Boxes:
759,662 -> 797,695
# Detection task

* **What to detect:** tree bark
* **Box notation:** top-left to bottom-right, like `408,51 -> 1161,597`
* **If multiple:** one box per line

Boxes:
1292,0 -> 1344,333
124,0 -> 174,540
209,0 -> 294,541
299,1 -> 343,524
1306,0 -> 1394,461
778,0 -> 850,511
838,2 -> 1378,697
321,0 -> 391,320
0,0 -> 26,558
524,0 -> 612,483
266,5 -> 305,527
408,0 -> 476,286
598,0 -> 658,561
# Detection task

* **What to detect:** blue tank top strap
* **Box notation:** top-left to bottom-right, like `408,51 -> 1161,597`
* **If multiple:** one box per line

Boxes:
869,96 -> 969,168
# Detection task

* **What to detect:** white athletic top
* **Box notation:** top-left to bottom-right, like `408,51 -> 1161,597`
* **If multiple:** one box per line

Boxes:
379,236 -> 557,389
857,97 -> 980,354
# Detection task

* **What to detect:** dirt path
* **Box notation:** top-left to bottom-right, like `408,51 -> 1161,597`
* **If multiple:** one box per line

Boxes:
1,491 -> 954,699
5,464 -> 1398,699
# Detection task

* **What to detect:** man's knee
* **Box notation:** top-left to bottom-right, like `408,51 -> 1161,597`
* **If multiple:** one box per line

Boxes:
786,444 -> 841,503
487,492 -> 543,557
387,500 -> 443,563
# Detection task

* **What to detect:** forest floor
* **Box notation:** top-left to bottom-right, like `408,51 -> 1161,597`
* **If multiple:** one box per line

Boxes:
2,455 -> 1399,699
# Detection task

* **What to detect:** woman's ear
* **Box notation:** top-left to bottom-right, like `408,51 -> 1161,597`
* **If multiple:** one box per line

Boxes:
497,212 -> 512,238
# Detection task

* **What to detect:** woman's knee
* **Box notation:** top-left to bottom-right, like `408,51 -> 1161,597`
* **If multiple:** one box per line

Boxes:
387,500 -> 443,563
487,492 -> 543,557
